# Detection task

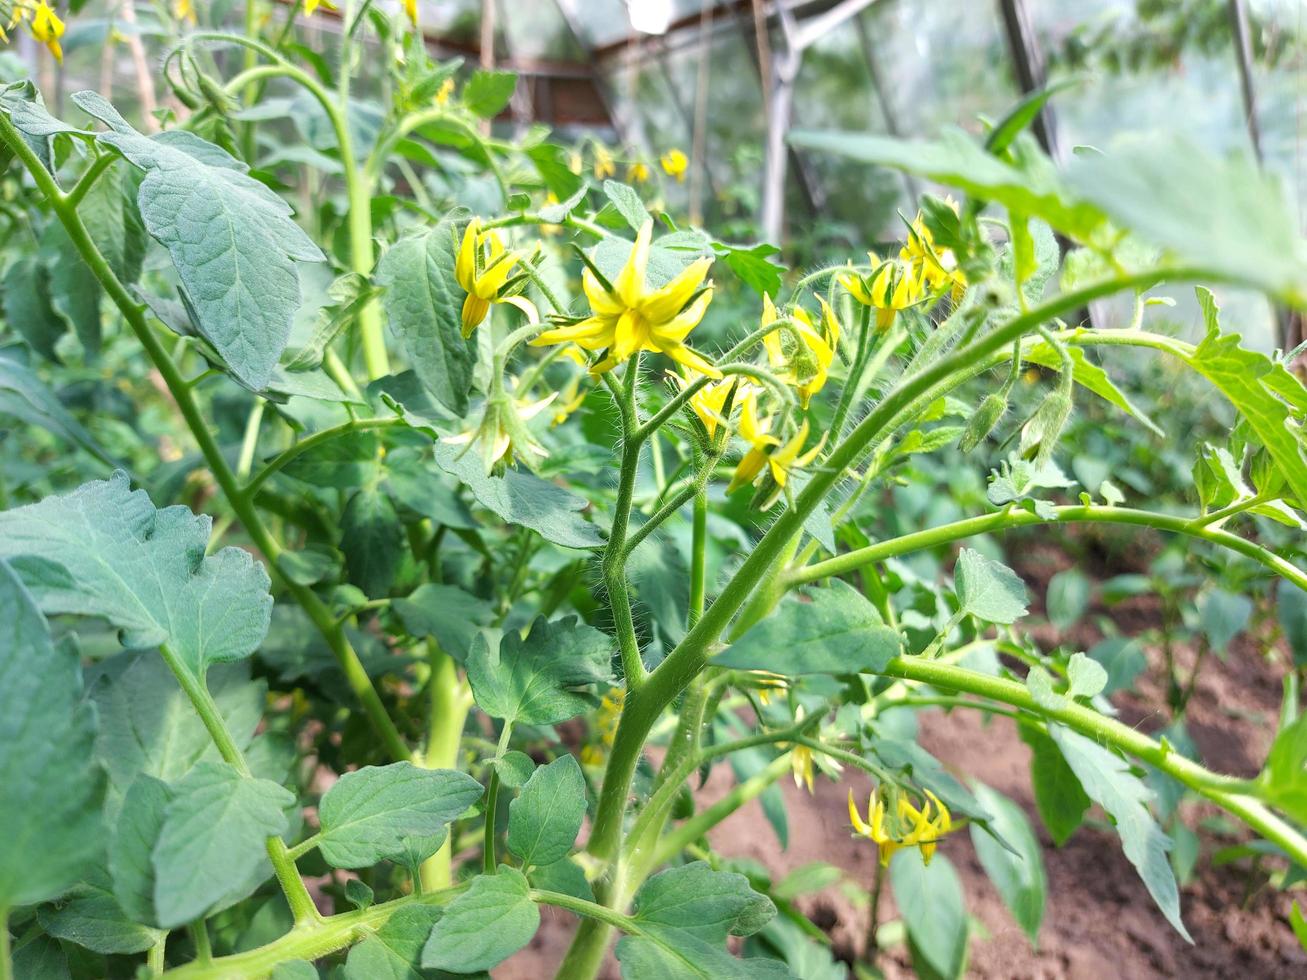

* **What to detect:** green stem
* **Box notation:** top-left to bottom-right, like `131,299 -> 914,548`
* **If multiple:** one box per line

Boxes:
689,475 -> 708,629
190,921 -> 212,965
0,906 -> 10,980
244,417 -> 404,498
0,114 -> 411,765
787,504 -> 1307,592
603,357 -> 648,688
483,768 -> 502,874
65,151 -> 116,207
148,934 -> 167,975
1189,490 -> 1274,528
420,646 -> 470,890
874,657 -> 1306,863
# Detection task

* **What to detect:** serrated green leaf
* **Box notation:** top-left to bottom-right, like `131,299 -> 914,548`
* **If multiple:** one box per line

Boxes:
890,849 -> 968,979
0,473 -> 273,676
463,70 -> 517,118
421,867 -> 539,973
629,862 -> 776,942
955,548 -> 1028,624
340,487 -> 405,599
71,90 -> 323,390
151,761 -> 294,929
969,782 -> 1046,945
466,616 -> 612,725
434,442 -> 604,549
316,762 -> 484,869
508,755 -> 585,868
714,580 -> 900,675
345,904 -> 468,980
0,352 -> 115,464
1018,724 -> 1090,845
0,561 -> 104,908
393,582 -> 496,662
79,159 -> 145,285
1048,725 -> 1191,941
37,877 -> 163,955
377,217 -> 475,416
603,180 -> 650,232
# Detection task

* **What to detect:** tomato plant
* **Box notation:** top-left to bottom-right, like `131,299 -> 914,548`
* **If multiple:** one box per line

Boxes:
2,5 -> 1307,979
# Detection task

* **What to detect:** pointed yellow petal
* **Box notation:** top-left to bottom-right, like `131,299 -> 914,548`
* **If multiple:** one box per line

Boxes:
641,257 -> 712,325
614,221 -> 653,308
455,219 -> 480,292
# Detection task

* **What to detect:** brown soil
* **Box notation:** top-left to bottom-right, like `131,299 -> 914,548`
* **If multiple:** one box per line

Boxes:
503,529 -> 1307,978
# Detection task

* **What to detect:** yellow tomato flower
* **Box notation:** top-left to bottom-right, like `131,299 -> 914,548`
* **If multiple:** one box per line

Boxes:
849,787 -> 952,867
454,218 -> 520,337
747,669 -> 789,705
27,1 -> 64,62
403,0 -> 417,26
581,687 -> 626,766
660,148 -> 688,182
173,0 -> 196,24
593,143 -> 616,180
627,161 -> 650,184
727,392 -> 824,507
760,294 -> 841,408
442,380 -> 556,474
671,372 -> 747,441
435,77 -> 455,105
550,370 -> 587,427
839,253 -> 923,330
901,211 -> 966,301
790,745 -> 815,795
532,221 -> 718,377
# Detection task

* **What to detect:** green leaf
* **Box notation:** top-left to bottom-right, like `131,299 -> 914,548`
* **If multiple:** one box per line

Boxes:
0,561 -> 103,908
1048,725 -> 1191,940
37,876 -> 163,955
92,655 -> 265,797
603,180 -> 650,233
3,254 -> 64,362
526,141 -> 585,200
466,616 -> 612,726
628,862 -> 776,942
316,762 -> 483,869
463,69 -> 517,118
1045,569 -> 1091,631
377,218 -> 475,416
421,867 -> 540,973
10,935 -> 69,980
1197,587 -> 1252,655
889,850 -> 968,980
1087,637 -> 1146,695
789,127 -> 1104,240
151,761 -> 294,929
508,755 -> 586,868
79,159 -> 145,285
955,548 -> 1028,624
616,934 -> 793,979
0,352 -> 115,464
1018,724 -> 1090,845
0,473 -> 273,676
713,580 -> 900,675
393,583 -> 496,662
109,774 -> 173,927
494,751 -> 537,789
71,90 -> 323,390
39,221 -> 102,358
281,430 -> 380,488
340,487 -> 405,599
434,442 -> 604,549
1066,652 -> 1108,700
1258,713 -> 1307,823
345,904 -> 465,980
270,962 -> 318,980
969,782 -> 1046,945
1278,581 -> 1307,669
1067,136 -> 1307,305
715,241 -> 783,298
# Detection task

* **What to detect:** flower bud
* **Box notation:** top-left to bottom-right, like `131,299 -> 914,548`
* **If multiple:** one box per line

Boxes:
1020,389 -> 1073,469
959,392 -> 1007,453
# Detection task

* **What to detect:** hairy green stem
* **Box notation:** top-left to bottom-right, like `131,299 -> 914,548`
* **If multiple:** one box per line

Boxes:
420,646 -> 470,890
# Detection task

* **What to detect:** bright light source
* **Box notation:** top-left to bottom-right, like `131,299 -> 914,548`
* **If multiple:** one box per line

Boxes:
628,0 -> 675,35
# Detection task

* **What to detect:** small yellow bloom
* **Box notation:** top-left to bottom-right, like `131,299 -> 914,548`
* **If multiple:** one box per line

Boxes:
435,77 -> 455,105
582,687 -> 625,766
28,1 -> 64,62
304,0 -> 338,13
454,218 -> 520,337
790,745 -> 815,795
550,371 -> 587,427
660,148 -> 688,182
568,150 -> 584,175
403,0 -> 417,26
727,392 -> 824,507
760,294 -> 841,408
839,253 -> 923,330
901,210 -> 966,301
627,161 -> 650,184
849,787 -> 952,866
671,372 -> 746,441
532,221 -> 718,378
173,0 -> 196,24
442,380 -> 556,474
748,669 -> 789,705
593,143 -> 616,180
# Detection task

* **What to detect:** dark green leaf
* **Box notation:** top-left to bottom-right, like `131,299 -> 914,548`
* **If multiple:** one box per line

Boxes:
466,616 -> 612,726
393,583 -> 496,662
0,352 -> 115,464
316,762 -> 483,869
37,877 -> 163,955
1019,724 -> 1090,845
508,755 -> 586,868
0,561 -> 103,907
3,254 -> 64,361
421,867 -> 539,973
345,904 -> 468,980
714,580 -> 899,675
969,782 -> 1045,945
109,775 -> 172,927
1278,581 -> 1307,669
0,472 -> 273,676
340,487 -> 405,599
39,221 -> 101,358
1045,568 -> 1090,631
890,850 -> 968,979
281,430 -> 379,488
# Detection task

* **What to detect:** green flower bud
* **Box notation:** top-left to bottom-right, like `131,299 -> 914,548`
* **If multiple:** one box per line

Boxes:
959,392 -> 1008,453
1020,389 -> 1073,469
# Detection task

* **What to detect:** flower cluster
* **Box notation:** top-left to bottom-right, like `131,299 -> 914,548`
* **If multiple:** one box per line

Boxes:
849,786 -> 953,866
455,218 -> 521,337
2,1 -> 64,61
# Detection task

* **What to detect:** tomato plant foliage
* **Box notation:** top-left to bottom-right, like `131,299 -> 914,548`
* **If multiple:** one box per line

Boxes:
2,6 -> 1307,979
